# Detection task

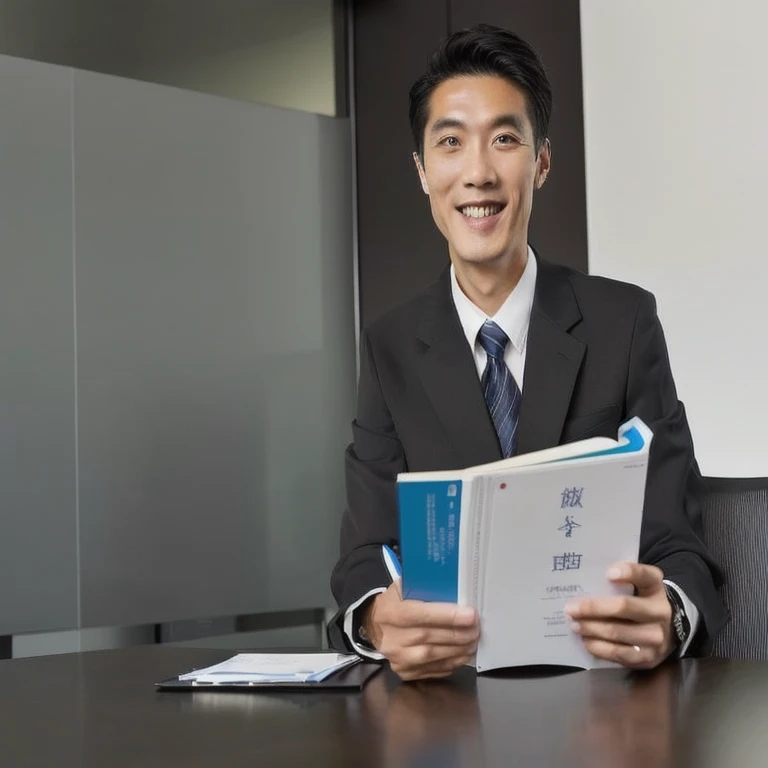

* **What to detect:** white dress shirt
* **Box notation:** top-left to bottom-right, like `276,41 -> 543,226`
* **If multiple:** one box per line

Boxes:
450,246 -> 537,388
344,247 -> 699,659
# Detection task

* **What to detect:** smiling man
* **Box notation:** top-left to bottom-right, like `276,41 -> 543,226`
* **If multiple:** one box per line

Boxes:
328,24 -> 727,680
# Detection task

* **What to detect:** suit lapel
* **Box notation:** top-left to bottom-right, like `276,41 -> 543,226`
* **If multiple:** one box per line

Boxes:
516,257 -> 585,454
414,269 -> 503,468
412,257 -> 586,466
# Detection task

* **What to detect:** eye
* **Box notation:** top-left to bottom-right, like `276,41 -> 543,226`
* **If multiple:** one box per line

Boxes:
438,136 -> 460,148
494,133 -> 520,147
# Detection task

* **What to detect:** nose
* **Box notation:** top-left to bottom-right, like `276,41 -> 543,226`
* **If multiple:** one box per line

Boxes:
462,143 -> 498,188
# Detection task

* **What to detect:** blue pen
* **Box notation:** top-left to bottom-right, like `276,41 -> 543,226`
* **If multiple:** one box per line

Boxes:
382,544 -> 402,581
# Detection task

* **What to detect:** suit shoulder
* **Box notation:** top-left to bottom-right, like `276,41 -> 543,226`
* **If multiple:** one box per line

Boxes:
361,275 -> 444,344
553,262 -> 656,312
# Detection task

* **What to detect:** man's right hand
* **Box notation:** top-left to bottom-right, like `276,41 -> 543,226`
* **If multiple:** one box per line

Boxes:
362,581 -> 480,681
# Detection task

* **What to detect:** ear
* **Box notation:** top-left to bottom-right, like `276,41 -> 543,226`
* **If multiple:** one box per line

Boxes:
413,152 -> 429,195
535,139 -> 551,189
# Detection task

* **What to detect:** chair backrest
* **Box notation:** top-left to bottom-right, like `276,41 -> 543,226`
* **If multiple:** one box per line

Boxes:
702,476 -> 768,660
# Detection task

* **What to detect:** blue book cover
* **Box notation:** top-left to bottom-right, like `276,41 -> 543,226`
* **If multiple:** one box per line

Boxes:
397,479 -> 462,602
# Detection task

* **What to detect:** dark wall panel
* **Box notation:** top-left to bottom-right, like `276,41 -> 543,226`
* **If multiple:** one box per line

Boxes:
353,0 -> 588,327
353,0 -> 449,328
450,0 -> 589,276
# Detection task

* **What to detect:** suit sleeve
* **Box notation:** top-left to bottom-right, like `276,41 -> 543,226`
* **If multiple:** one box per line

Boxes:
628,291 -> 728,655
327,329 -> 404,651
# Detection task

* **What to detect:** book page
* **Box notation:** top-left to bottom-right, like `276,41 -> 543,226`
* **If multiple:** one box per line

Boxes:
475,454 -> 648,672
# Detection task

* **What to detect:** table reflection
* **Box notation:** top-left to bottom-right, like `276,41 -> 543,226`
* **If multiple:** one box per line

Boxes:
362,662 -> 689,767
576,664 -> 681,768
363,668 -> 483,767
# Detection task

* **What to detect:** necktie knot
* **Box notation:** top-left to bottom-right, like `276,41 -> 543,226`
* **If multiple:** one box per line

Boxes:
477,321 -> 509,361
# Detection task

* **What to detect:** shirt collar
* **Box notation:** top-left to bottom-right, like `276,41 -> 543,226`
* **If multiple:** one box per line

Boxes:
450,246 -> 537,355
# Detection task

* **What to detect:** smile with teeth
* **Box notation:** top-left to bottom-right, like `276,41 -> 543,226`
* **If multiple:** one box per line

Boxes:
459,204 -> 504,218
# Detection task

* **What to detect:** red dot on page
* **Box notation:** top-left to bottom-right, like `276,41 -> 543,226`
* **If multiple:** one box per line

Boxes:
500,483 -> 507,490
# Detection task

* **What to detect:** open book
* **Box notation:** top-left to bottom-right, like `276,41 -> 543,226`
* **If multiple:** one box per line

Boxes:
397,418 -> 653,672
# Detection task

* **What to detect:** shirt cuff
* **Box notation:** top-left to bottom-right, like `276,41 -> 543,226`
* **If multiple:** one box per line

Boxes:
663,579 -> 701,657
343,588 -> 387,661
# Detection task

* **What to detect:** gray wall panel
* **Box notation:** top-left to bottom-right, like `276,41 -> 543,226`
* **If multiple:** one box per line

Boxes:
0,55 -> 78,634
0,0 -> 338,115
74,71 -> 354,626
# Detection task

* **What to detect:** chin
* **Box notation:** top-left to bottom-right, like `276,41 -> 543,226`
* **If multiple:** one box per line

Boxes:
455,248 -> 507,266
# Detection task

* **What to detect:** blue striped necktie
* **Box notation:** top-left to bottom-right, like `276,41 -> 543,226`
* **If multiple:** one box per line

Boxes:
477,321 -> 521,458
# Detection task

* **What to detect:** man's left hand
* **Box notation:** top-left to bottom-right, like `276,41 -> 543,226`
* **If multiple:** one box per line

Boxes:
565,562 -> 675,669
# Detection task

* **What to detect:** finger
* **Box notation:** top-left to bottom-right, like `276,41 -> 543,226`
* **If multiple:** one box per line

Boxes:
395,642 -> 477,669
606,562 -> 664,595
580,637 -> 660,670
415,653 -> 474,677
571,619 -> 666,649
395,652 -> 474,681
566,594 -> 665,623
395,600 -> 478,630
400,624 -> 480,648
399,668 -> 453,682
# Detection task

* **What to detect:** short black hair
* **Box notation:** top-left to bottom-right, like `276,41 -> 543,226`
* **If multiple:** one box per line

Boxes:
408,24 -> 552,158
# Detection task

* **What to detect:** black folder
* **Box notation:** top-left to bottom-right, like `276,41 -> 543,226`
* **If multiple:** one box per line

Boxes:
155,660 -> 382,692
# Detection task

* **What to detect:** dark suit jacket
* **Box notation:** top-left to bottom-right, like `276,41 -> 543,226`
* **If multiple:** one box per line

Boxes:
328,255 -> 727,655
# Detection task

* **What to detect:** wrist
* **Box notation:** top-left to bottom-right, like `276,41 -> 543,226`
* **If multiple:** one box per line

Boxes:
360,594 -> 383,649
664,584 -> 691,653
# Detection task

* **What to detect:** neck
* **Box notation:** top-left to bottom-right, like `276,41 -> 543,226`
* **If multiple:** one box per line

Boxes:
452,247 -> 528,316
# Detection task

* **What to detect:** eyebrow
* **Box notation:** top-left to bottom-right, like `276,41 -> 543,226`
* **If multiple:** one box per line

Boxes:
429,113 -> 528,136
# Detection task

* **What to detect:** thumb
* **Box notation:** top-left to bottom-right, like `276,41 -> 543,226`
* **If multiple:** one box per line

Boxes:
606,562 -> 664,597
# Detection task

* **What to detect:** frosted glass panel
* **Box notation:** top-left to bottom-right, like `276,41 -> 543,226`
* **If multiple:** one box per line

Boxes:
0,51 -> 353,636
0,55 -> 78,634
74,70 -> 354,626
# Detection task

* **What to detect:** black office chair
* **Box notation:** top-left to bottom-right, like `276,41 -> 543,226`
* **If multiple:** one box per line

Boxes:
701,476 -> 768,661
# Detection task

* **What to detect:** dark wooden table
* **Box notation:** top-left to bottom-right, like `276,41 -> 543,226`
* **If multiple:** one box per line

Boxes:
1,646 -> 767,767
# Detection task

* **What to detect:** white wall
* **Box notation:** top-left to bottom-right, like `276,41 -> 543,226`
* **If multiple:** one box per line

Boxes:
581,0 -> 768,477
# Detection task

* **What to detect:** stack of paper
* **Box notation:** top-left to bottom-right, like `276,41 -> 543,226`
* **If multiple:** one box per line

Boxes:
178,653 -> 361,685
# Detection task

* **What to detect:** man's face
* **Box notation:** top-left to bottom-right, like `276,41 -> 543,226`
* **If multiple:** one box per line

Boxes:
415,75 -> 550,270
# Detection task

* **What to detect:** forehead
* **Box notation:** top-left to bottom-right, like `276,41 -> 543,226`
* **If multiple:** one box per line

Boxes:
425,75 -> 532,132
